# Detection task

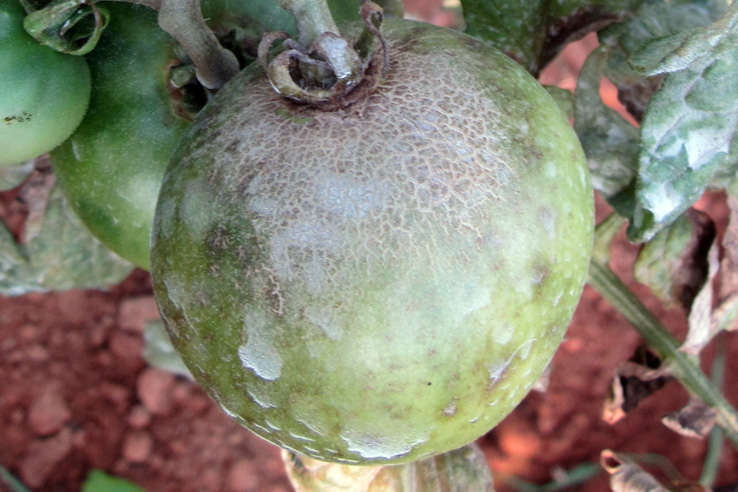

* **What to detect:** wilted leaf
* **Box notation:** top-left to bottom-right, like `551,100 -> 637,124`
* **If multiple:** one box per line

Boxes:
460,0 -> 640,76
679,196 -> 738,354
633,209 -> 715,309
681,242 -> 721,354
600,450 -> 668,492
574,46 -> 639,216
603,346 -> 672,424
715,194 -> 738,326
142,320 -> 193,379
601,450 -> 709,492
0,180 -> 133,295
626,4 -> 738,243
662,397 -> 717,438
284,443 -> 494,492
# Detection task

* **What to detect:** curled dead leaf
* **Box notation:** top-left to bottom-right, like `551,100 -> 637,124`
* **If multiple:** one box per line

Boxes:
661,397 -> 717,439
603,346 -> 673,424
601,450 -> 711,492
681,195 -> 738,355
601,450 -> 668,492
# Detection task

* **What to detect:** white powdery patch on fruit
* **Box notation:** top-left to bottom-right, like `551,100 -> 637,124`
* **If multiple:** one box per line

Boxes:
304,306 -> 344,340
238,308 -> 282,380
340,426 -> 430,460
246,383 -> 277,408
492,323 -> 514,345
538,207 -> 557,239
487,339 -> 537,385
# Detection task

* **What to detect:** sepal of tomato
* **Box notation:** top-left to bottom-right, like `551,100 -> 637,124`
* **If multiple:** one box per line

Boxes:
50,3 -> 190,270
0,0 -> 91,167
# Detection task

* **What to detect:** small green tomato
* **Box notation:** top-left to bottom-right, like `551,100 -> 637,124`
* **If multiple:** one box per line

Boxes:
0,0 -> 90,167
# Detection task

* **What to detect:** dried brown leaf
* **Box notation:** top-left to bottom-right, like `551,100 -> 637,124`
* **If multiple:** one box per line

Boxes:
681,196 -> 738,353
681,242 -> 721,355
15,157 -> 55,244
600,450 -> 669,492
601,450 -> 711,492
603,347 -> 672,424
715,194 -> 738,331
661,396 -> 717,438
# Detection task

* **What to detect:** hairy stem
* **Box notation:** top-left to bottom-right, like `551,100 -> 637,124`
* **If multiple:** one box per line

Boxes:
106,0 -> 238,89
278,0 -> 339,46
587,260 -> 738,448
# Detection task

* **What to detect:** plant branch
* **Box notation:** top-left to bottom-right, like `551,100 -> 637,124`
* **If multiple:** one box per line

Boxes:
278,0 -> 339,46
587,260 -> 738,448
105,0 -> 238,89
156,0 -> 238,89
0,465 -> 32,492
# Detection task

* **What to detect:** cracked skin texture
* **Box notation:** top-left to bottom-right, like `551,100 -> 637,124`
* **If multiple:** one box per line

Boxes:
151,19 -> 594,465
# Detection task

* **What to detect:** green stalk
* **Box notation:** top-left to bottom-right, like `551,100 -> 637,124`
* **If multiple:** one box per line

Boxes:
587,260 -> 738,448
0,465 -> 32,492
700,337 -> 727,487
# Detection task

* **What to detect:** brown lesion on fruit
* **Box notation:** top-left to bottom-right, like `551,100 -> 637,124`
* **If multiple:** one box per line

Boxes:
4,112 -> 32,124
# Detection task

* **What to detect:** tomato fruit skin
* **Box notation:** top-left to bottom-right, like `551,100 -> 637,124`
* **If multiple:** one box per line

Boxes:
0,0 -> 90,167
152,20 -> 594,465
50,3 -> 189,270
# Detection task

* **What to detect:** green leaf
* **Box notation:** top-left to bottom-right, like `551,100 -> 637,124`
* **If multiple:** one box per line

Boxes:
574,46 -> 639,216
598,0 -> 726,120
0,184 -> 133,295
82,470 -> 146,492
631,2 -> 738,76
460,0 -> 642,76
544,85 -> 574,120
627,5 -> 738,242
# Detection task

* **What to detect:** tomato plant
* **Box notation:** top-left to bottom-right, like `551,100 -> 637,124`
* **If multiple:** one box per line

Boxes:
49,3 -> 190,270
151,16 -> 594,465
0,0 -> 90,167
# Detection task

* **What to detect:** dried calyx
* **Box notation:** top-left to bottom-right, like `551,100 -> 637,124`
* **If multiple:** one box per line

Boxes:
258,1 -> 389,108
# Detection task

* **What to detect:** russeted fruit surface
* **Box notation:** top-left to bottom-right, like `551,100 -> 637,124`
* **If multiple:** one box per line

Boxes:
151,19 -> 594,465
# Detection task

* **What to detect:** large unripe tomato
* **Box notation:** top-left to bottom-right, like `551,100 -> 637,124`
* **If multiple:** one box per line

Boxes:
49,3 -> 190,270
152,20 -> 594,465
0,0 -> 90,167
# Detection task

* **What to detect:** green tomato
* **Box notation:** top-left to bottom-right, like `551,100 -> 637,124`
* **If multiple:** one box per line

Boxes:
0,0 -> 90,167
152,20 -> 594,465
50,3 -> 189,270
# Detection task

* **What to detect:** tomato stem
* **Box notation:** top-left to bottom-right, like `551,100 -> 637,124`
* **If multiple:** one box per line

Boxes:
260,1 -> 387,106
107,0 -> 239,89
278,0 -> 339,47
587,259 -> 738,449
